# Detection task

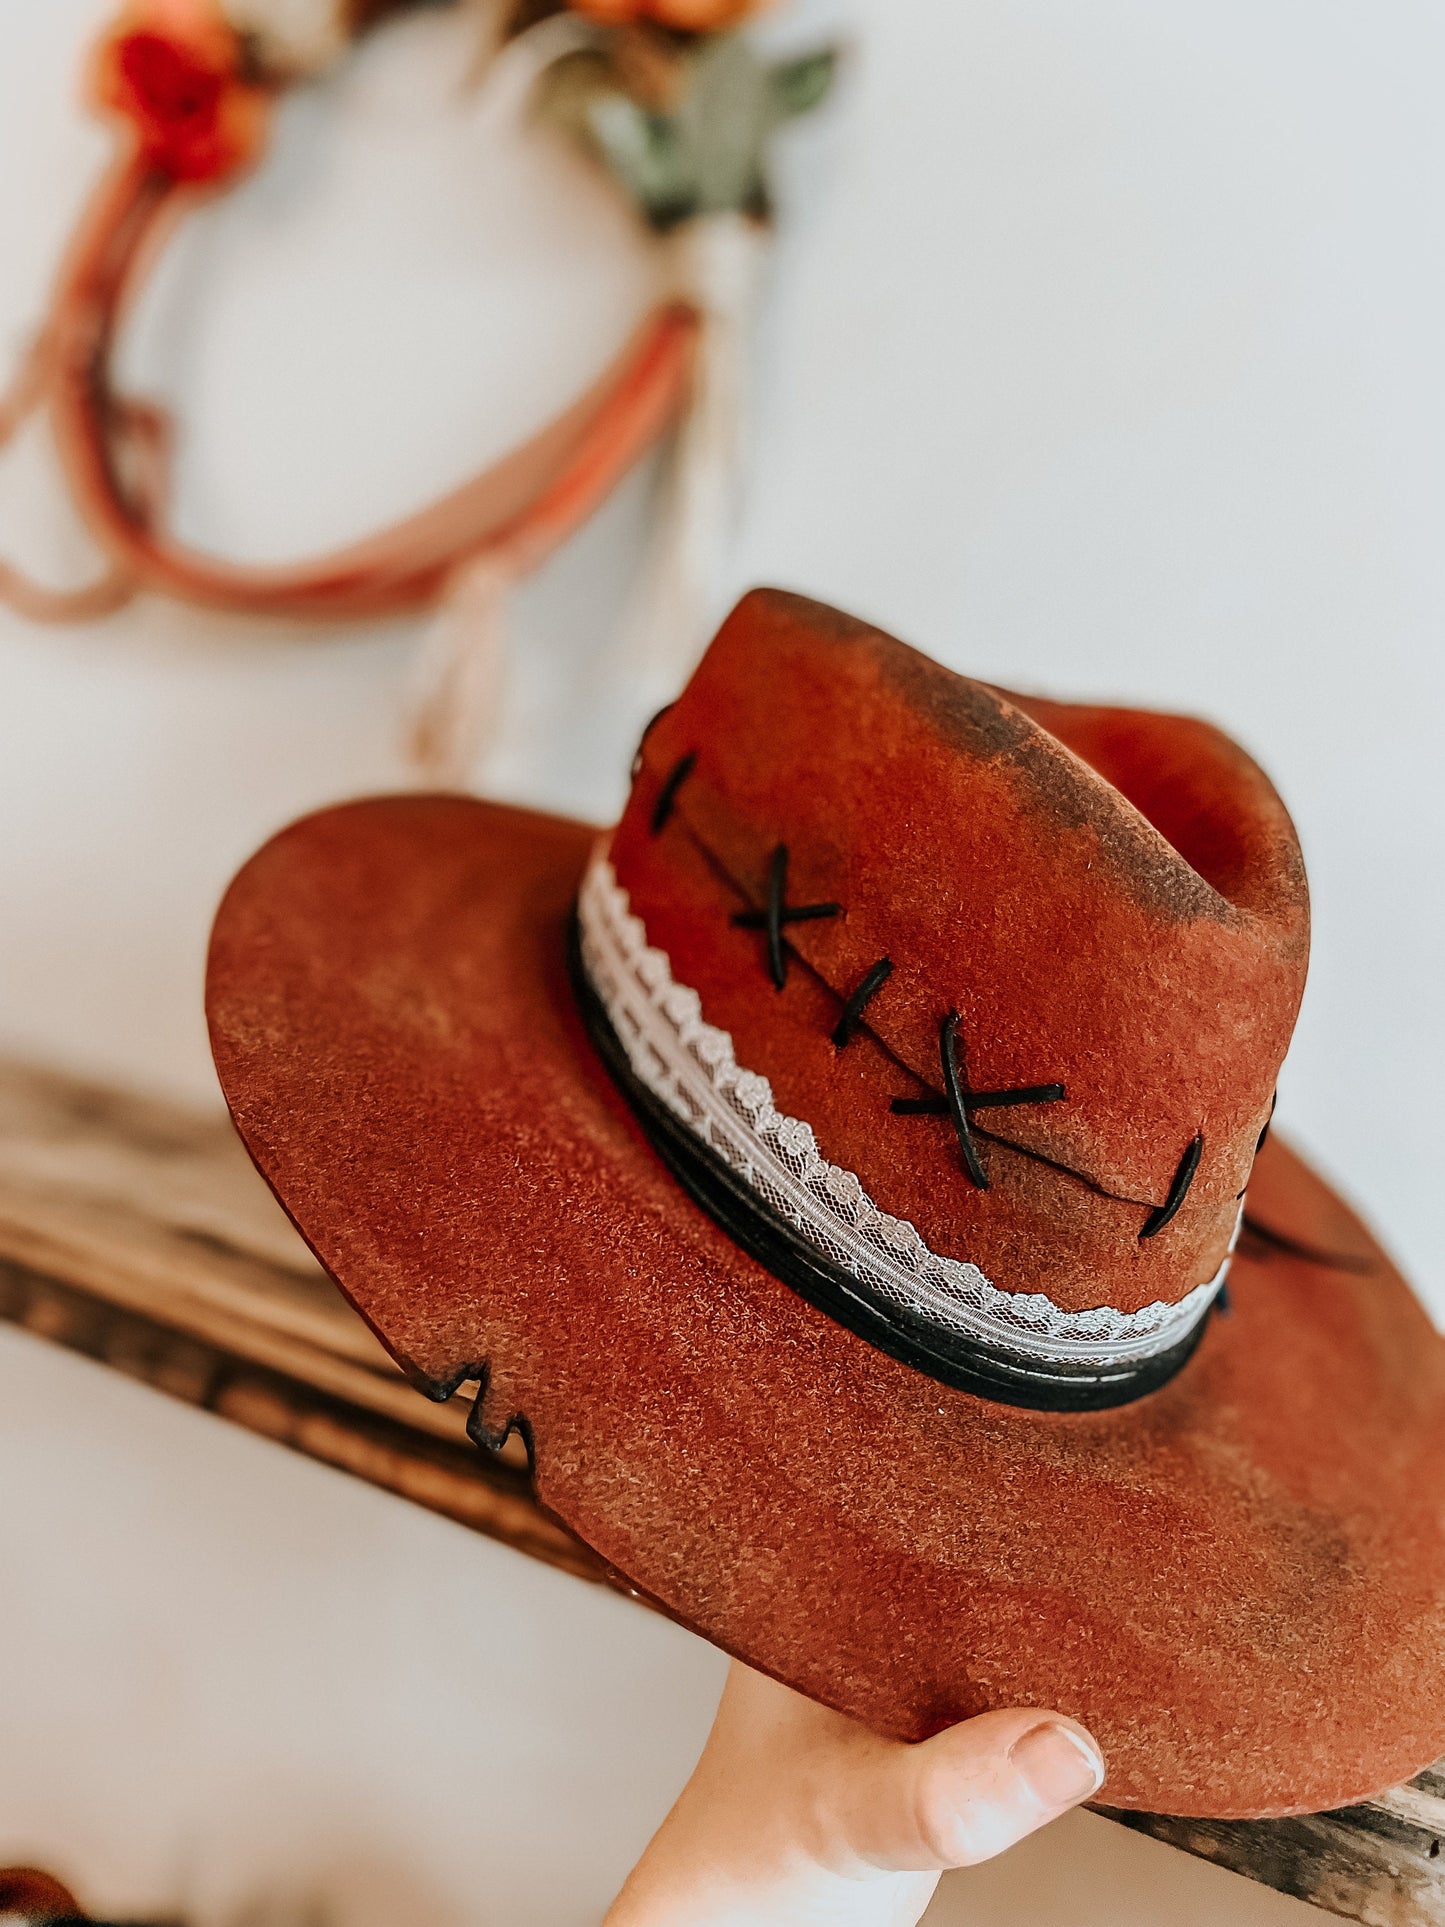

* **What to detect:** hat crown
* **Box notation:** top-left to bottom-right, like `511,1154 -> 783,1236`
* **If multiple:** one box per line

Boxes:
608,590 -> 1309,1319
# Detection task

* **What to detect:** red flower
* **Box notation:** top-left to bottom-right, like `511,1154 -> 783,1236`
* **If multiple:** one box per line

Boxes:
89,1 -> 270,183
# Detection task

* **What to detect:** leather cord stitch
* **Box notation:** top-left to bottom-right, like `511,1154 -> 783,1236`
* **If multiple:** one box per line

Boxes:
631,702 -> 676,778
892,1084 -> 1068,1115
941,1009 -> 991,1189
832,956 -> 893,1048
891,1012 -> 1065,1191
650,750 -> 697,833
1140,1134 -> 1203,1239
730,844 -> 840,989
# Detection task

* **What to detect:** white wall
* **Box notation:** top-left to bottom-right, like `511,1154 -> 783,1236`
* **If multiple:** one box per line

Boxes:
1,0 -> 1439,1919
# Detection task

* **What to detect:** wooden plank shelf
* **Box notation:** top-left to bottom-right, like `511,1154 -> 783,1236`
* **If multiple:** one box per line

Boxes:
0,1057 -> 1439,1924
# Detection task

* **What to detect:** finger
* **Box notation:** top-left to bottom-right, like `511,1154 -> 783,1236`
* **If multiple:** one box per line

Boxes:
827,1706 -> 1106,1876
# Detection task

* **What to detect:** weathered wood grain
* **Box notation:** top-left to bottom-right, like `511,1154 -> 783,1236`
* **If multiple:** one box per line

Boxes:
0,1057 -> 605,1586
1102,1766 -> 1445,1927
0,1056 -> 1439,1922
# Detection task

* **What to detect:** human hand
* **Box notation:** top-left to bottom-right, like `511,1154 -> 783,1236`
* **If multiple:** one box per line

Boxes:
605,1660 -> 1105,1927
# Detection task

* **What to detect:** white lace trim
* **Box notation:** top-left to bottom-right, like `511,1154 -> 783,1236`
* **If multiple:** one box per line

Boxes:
578,851 -> 1229,1373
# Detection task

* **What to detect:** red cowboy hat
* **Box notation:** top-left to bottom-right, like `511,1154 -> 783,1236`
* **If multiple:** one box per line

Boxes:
0,1868 -> 86,1919
207,590 -> 1445,1819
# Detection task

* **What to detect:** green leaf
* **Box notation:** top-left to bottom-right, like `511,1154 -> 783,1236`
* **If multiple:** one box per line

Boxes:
584,95 -> 697,225
769,47 -> 838,120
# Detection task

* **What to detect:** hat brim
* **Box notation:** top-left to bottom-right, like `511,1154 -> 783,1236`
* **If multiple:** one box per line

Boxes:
207,793 -> 1445,1819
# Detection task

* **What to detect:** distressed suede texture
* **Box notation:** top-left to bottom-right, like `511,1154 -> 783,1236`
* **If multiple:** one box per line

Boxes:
207,596 -> 1445,1819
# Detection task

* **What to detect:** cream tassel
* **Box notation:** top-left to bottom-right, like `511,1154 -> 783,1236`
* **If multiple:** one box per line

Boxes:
402,549 -> 519,790
400,8 -> 604,791
624,209 -> 769,707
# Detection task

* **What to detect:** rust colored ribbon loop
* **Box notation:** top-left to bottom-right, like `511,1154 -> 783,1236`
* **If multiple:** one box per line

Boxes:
3,149 -> 697,626
0,327 -> 140,622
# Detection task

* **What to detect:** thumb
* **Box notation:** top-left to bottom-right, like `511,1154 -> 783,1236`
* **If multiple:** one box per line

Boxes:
826,1707 -> 1107,1876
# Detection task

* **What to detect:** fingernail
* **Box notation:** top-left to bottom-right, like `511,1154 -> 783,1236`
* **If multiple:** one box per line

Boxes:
1009,1722 -> 1105,1807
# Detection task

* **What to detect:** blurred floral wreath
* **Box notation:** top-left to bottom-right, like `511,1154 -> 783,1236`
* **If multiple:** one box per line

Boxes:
0,0 -> 836,781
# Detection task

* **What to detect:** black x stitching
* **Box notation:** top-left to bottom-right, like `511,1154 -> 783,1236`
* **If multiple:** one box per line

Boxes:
651,750 -> 697,834
684,807 -> 1212,1229
833,956 -> 893,1048
891,1010 -> 1065,1190
731,845 -> 841,989
1139,1134 -> 1202,1239
631,704 -> 677,780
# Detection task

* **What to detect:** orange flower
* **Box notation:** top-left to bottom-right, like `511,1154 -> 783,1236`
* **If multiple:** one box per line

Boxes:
89,0 -> 270,183
569,0 -> 773,31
